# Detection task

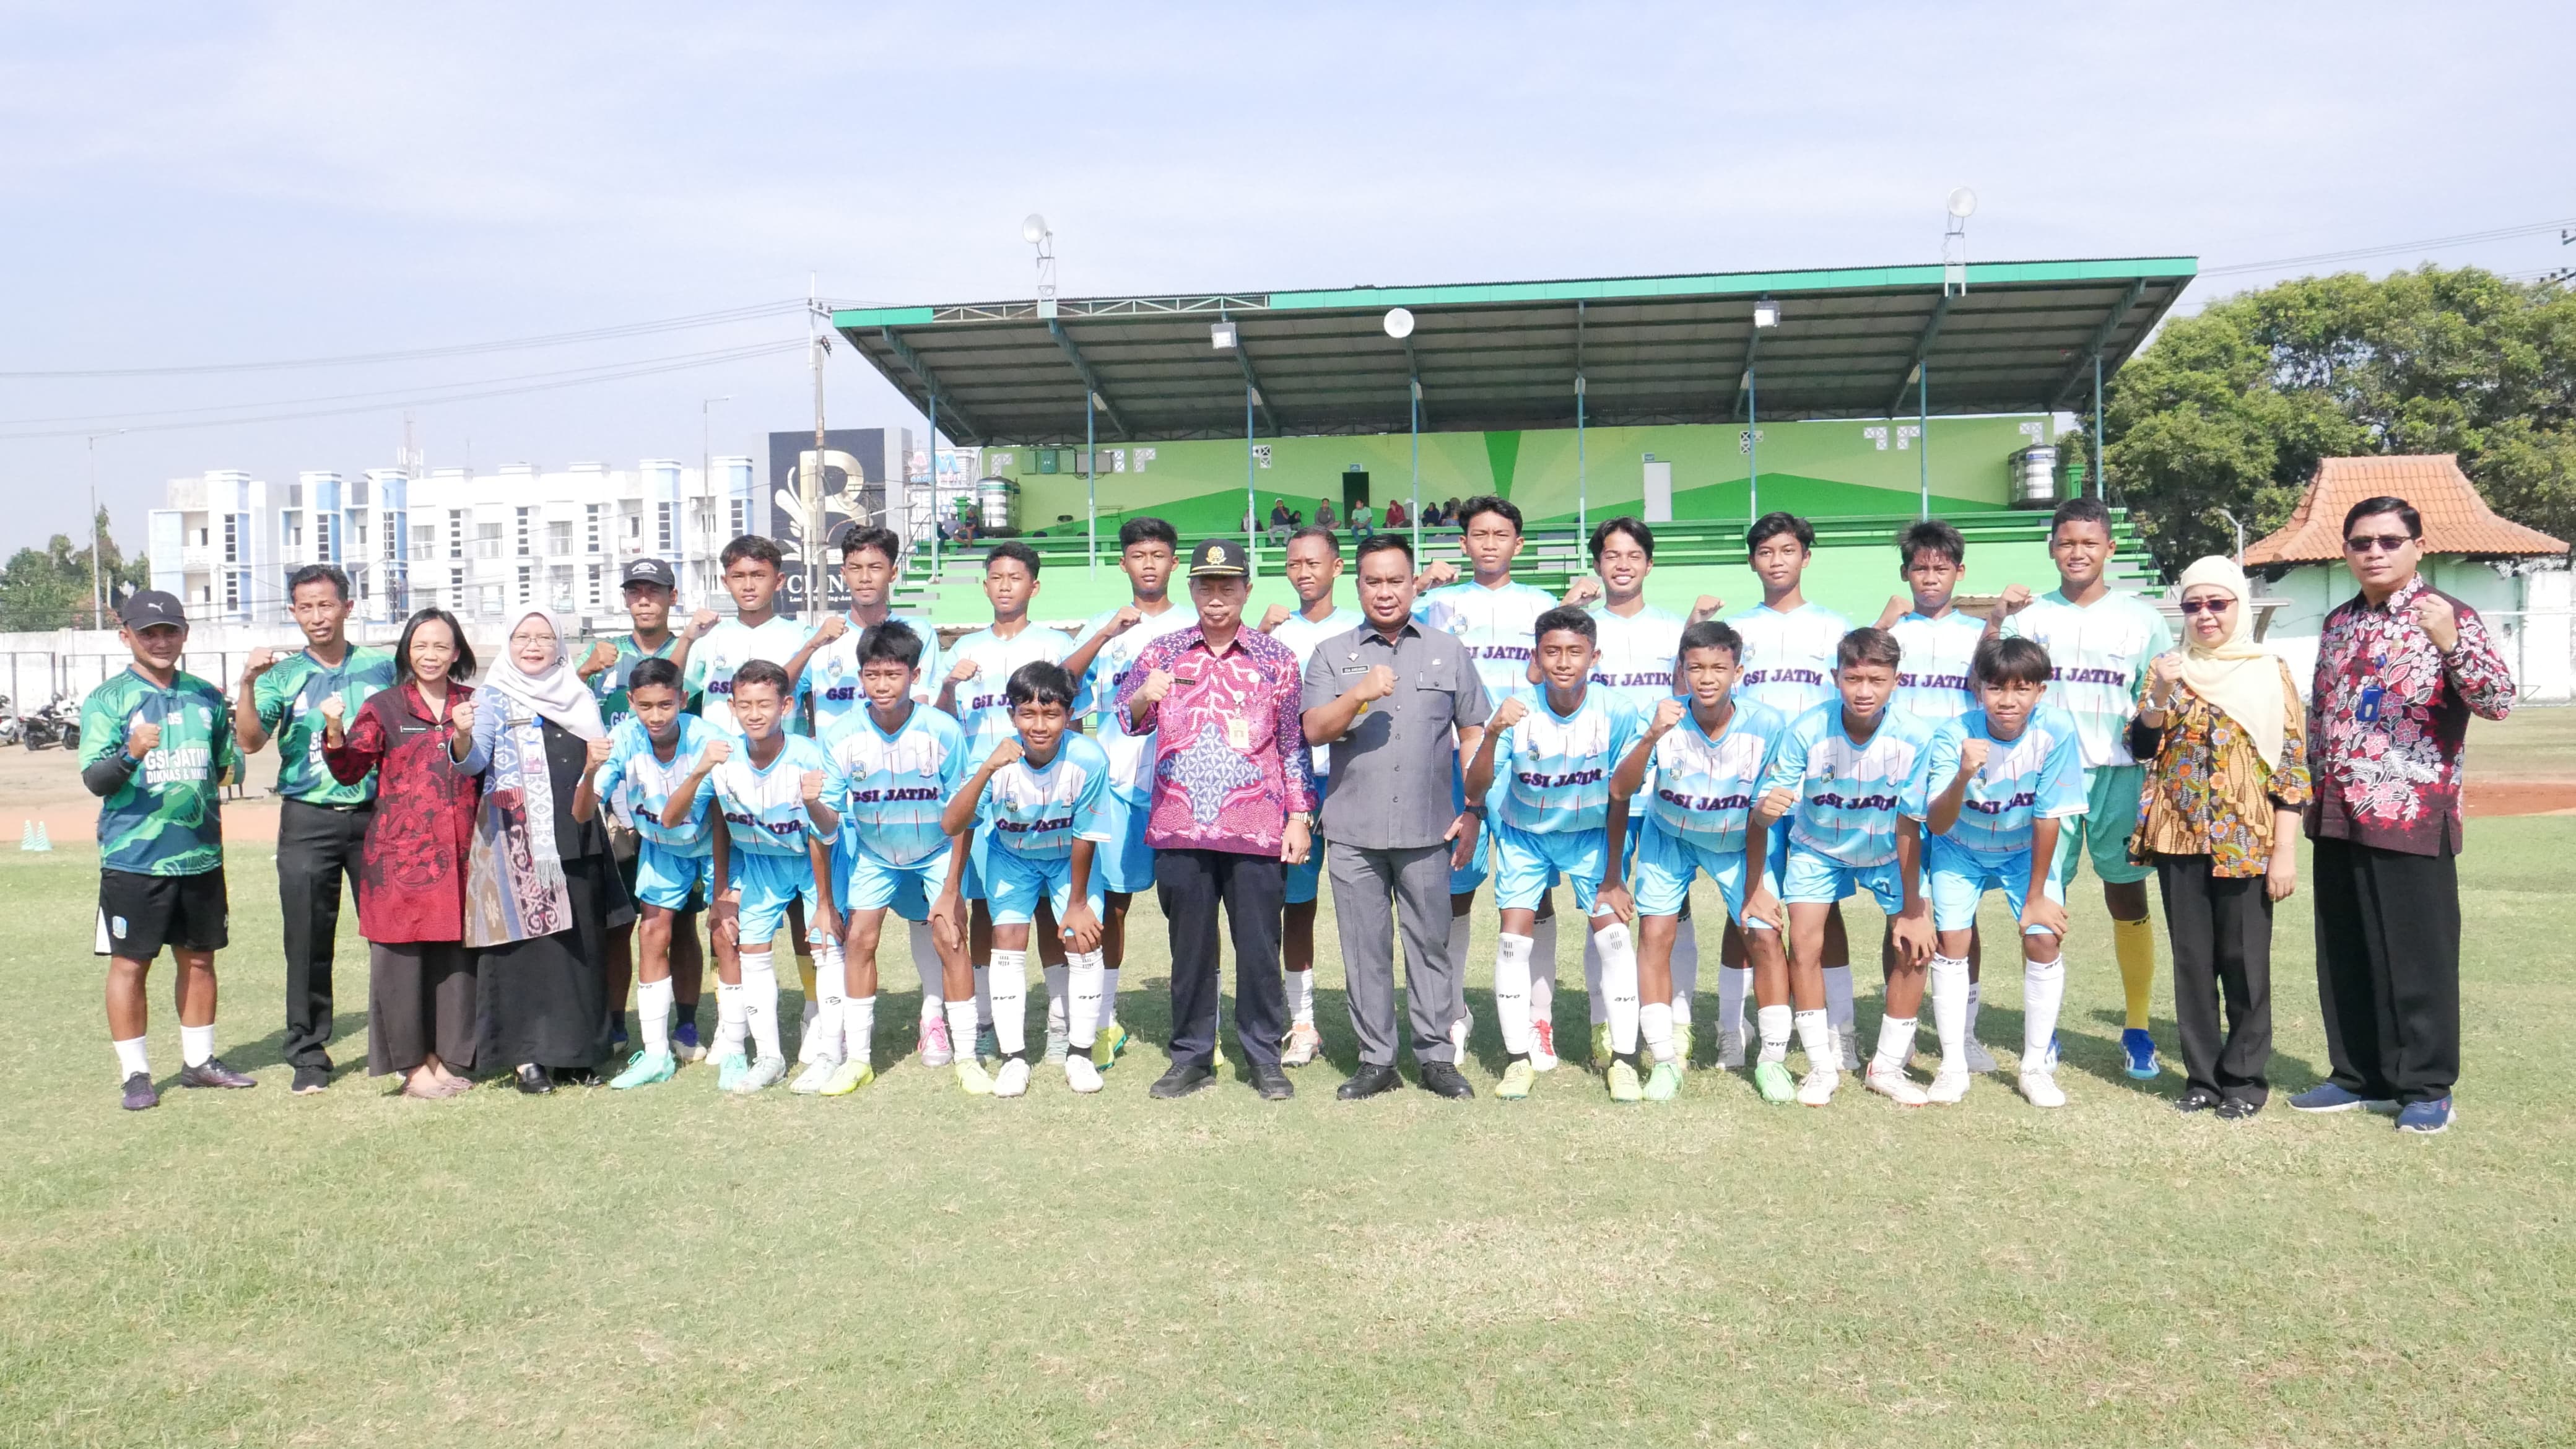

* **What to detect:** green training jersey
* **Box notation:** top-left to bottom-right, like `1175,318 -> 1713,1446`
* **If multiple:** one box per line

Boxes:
82,668 -> 240,877
592,633 -> 698,734
253,645 -> 396,804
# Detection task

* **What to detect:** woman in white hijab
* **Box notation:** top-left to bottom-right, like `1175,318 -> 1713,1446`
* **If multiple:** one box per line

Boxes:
455,609 -> 633,1093
2128,557 -> 2313,1120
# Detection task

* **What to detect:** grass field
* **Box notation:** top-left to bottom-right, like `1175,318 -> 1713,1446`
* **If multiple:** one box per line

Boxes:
4,816 -> 2573,1447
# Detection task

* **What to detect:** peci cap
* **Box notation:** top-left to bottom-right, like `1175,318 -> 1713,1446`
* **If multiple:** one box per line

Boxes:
620,558 -> 678,590
120,590 -> 187,631
1186,537 -> 1250,579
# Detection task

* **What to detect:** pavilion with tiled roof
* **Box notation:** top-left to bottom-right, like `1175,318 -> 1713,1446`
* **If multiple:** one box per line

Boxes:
2245,454 -> 2565,566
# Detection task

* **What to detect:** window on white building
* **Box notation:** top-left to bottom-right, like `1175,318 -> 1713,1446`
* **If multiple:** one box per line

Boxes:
656,502 -> 674,553
517,564 -> 533,604
448,510 -> 467,560
476,523 -> 502,559
515,507 -> 533,557
585,504 -> 602,555
731,500 -> 747,537
223,572 -> 240,609
586,563 -> 603,609
315,513 -> 334,562
547,520 -> 573,556
481,584 -> 502,617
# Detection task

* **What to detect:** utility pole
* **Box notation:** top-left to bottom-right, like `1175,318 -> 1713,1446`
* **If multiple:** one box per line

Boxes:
701,394 -> 731,601
85,430 -> 122,627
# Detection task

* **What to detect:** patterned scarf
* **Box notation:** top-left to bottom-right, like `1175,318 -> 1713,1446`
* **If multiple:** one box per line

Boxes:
464,701 -> 573,948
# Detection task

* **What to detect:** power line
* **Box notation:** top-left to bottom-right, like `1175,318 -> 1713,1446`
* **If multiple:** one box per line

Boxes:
2204,216 -> 2576,276
0,339 -> 809,429
0,299 -> 809,378
0,340 -> 807,441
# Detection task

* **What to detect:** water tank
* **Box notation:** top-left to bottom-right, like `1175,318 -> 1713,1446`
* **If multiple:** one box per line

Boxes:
2008,444 -> 2060,508
976,475 -> 1018,533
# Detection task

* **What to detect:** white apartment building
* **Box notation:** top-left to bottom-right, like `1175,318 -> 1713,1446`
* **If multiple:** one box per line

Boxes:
150,458 -> 755,632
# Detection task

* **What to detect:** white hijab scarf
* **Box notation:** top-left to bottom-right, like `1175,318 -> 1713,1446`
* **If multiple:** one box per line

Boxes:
481,608 -> 606,741
2172,556 -> 2287,770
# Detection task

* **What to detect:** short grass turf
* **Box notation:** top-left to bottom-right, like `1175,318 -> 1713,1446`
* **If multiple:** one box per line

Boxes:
4,822 -> 2572,1448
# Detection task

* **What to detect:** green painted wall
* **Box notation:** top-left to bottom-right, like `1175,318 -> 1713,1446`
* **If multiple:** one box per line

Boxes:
986,414 -> 2060,537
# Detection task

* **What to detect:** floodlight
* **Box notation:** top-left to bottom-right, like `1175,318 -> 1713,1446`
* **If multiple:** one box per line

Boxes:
1211,320 -> 1238,350
1752,299 -> 1780,328
1022,213 -> 1049,244
1383,307 -> 1416,340
1946,188 -> 1977,219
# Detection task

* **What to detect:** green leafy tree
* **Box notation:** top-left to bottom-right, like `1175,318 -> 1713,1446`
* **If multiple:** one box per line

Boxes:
0,508 -> 150,631
2105,266 -> 2576,574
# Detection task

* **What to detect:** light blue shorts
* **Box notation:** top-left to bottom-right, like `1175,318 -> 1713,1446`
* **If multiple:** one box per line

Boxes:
1492,819 -> 1609,915
1630,819 -> 1780,929
958,831 -> 993,903
1097,793 -> 1157,895
837,838 -> 955,923
1780,842 -> 1906,915
633,841 -> 713,913
1284,772 -> 1331,905
1448,822 -> 1490,895
728,850 -> 819,947
983,845 -> 1105,928
1928,833 -> 2068,935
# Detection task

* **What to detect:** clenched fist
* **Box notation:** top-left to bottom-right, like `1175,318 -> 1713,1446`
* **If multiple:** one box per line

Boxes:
2147,652 -> 2185,708
799,768 -> 826,804
1487,696 -> 1528,733
700,735 -> 734,767
2411,591 -> 2460,651
983,737 -> 1024,772
1559,577 -> 1603,607
1258,604 -> 1292,632
1995,583 -> 2035,618
1754,785 -> 1796,822
1416,560 -> 1459,589
1876,594 -> 1910,630
1650,697 -> 1687,735
1352,665 -> 1398,703
687,609 -> 721,640
814,614 -> 849,643
124,712 -> 161,759
1689,595 -> 1725,624
947,656 -> 981,684
1131,668 -> 1176,710
586,736 -> 615,769
1102,605 -> 1141,638
319,694 -> 347,729
1957,737 -> 1991,777
242,646 -> 281,682
581,639 -> 620,677
448,699 -> 478,740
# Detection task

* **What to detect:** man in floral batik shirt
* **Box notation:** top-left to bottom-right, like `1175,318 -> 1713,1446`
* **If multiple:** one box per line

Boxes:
2292,496 -> 2513,1134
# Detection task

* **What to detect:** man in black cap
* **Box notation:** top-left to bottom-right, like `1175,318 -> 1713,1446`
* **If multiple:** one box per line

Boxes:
575,557 -> 713,1060
85,591 -> 258,1109
1115,537 -> 1316,1100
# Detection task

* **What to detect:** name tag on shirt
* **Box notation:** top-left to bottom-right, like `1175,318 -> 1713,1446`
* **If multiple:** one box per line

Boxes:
1225,716 -> 1251,751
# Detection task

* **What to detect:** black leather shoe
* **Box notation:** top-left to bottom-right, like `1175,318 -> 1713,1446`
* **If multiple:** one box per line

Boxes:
1418,1061 -> 1475,1100
290,1064 -> 331,1095
1149,1061 -> 1215,1099
515,1064 -> 555,1095
2174,1089 -> 2221,1114
1338,1063 -> 1403,1100
1251,1063 -> 1294,1100
2215,1096 -> 2262,1121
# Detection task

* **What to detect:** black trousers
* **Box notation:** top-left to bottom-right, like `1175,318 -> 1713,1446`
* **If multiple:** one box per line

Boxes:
277,798 -> 373,1070
2154,853 -> 2274,1105
1156,848 -> 1286,1072
2312,837 -> 2461,1105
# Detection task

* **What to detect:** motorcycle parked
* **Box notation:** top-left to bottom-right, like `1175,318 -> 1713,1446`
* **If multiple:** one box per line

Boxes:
20,694 -> 80,751
0,696 -> 19,747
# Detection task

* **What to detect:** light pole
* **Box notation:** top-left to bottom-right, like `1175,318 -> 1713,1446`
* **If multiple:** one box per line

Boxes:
699,396 -> 729,598
1384,308 -> 1419,555
86,430 -> 123,626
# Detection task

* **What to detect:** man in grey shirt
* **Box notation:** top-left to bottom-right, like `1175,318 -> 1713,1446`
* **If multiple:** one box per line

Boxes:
1301,533 -> 1490,1100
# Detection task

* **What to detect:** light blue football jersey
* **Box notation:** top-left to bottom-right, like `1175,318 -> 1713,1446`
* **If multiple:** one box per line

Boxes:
807,611 -> 941,736
977,731 -> 1114,863
1642,698 -> 1792,856
1727,601 -> 1850,722
1416,579 -> 1560,700
709,734 -> 841,859
594,713 -> 718,853
1074,602 -> 1200,804
943,623 -> 1076,764
1269,605 -> 1364,777
821,700 -> 969,868
1916,708 -> 2089,863
1889,611 -> 1986,722
1587,602 -> 1687,712
1490,686 -> 1645,836
1765,703 -> 1936,868
686,615 -> 813,737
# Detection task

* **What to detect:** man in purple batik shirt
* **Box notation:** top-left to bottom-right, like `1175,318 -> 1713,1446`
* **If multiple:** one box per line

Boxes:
1118,537 -> 1316,1102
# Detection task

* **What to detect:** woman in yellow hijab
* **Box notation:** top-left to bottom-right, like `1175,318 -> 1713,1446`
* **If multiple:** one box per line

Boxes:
2129,556 -> 2312,1120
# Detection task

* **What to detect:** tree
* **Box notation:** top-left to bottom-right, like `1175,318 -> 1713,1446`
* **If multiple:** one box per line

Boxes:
2105,266 -> 2576,574
0,508 -> 151,632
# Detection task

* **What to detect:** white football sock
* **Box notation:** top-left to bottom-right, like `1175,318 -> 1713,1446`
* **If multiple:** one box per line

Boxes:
1100,967 -> 1121,1028
2022,956 -> 2066,1067
1719,964 -> 1752,1040
1757,1004 -> 1793,1064
1043,962 -> 1068,1033
1492,932 -> 1534,1056
1822,964 -> 1856,1039
741,952 -> 782,1061
1793,1007 -> 1835,1072
1068,950 -> 1105,1050
180,1022 -> 215,1068
1531,916 -> 1560,1030
943,999 -> 980,1061
1930,954 -> 1969,1072
845,994 -> 876,1064
973,964 -> 992,1029
1640,1001 -> 1676,1065
808,942 -> 848,1060
1286,967 -> 1316,1026
910,921 -> 941,1005
1596,920 -> 1640,1056
1582,928 -> 1608,1025
113,1035 -> 149,1078
1965,980 -> 1984,1042
988,949 -> 1029,1057
638,977 -> 674,1056
714,980 -> 748,1059
1671,926 -> 1700,1024
1873,1014 -> 1917,1074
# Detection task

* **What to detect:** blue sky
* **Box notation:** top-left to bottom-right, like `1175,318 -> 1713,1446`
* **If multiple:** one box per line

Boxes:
2,0 -> 2567,555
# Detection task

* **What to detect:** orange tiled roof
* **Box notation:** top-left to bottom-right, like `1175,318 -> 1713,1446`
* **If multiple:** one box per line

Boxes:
2243,454 -> 2567,565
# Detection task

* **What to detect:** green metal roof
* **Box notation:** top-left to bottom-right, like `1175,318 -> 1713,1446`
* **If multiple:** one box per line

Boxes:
834,256 -> 2196,446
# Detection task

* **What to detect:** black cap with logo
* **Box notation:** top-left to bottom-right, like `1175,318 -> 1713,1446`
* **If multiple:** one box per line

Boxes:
620,558 -> 678,590
119,590 -> 188,631
1186,537 -> 1250,578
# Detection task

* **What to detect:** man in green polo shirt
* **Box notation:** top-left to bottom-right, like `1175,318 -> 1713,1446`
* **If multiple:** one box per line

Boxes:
233,564 -> 396,1094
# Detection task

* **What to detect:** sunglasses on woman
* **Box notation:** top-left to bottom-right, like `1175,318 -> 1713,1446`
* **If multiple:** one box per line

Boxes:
2178,598 -> 2230,616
